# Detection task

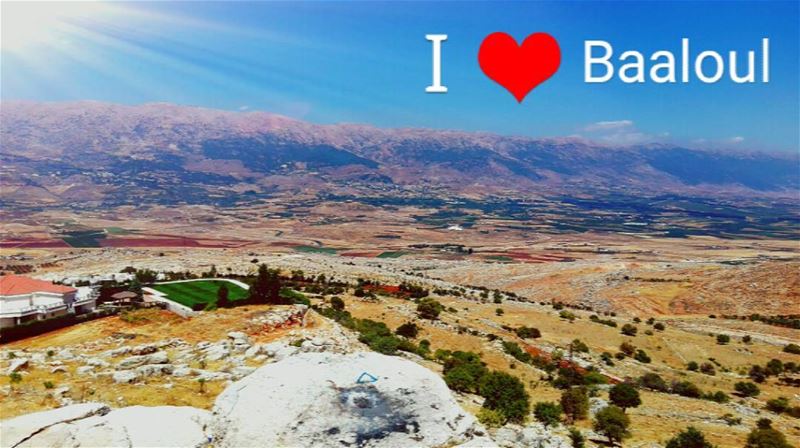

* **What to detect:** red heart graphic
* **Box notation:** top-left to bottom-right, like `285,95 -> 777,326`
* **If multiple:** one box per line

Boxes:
478,32 -> 561,103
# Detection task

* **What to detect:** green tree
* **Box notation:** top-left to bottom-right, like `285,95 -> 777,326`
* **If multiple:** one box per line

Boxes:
638,373 -> 669,392
330,296 -> 345,311
128,278 -> 143,301
666,426 -> 715,448
609,383 -> 642,412
784,343 -> 800,355
216,283 -> 230,308
560,386 -> 589,422
716,334 -> 730,345
621,324 -> 638,336
416,298 -> 444,320
568,428 -> 585,448
593,406 -> 631,445
442,351 -> 488,394
248,264 -> 284,304
745,426 -> 792,448
479,371 -> 530,424
395,322 -> 419,339
534,402 -> 562,428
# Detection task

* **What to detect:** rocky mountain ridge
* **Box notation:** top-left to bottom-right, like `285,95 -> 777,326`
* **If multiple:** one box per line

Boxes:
1,101 -> 797,208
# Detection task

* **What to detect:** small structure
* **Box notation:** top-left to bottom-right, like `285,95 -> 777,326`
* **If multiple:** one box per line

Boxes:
0,275 -> 97,328
110,291 -> 138,305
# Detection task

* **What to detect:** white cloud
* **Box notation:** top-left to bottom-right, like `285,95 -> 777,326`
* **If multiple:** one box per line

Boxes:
728,136 -> 745,144
578,120 -> 663,146
582,120 -> 634,132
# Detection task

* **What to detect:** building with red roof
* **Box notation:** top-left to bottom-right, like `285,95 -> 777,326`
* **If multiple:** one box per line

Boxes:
0,275 -> 96,328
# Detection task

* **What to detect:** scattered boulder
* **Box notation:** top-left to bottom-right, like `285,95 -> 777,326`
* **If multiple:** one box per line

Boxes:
116,351 -> 169,370
203,343 -> 231,362
85,358 -> 110,368
135,364 -> 175,377
112,371 -> 139,384
76,366 -> 95,376
129,344 -> 158,356
6,358 -> 29,374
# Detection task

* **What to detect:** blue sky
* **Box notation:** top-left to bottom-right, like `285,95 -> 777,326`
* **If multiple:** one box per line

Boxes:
1,1 -> 798,152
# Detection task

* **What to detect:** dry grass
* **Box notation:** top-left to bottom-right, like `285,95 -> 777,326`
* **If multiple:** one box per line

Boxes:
343,293 -> 800,447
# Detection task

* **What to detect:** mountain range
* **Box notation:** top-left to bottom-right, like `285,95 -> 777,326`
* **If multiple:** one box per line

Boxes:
1,101 -> 797,207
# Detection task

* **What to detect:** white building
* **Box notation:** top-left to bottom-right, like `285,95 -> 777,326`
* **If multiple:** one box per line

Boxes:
0,275 -> 97,329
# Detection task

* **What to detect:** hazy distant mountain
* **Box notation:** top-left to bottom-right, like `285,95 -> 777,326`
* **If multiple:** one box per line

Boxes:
1,101 -> 797,207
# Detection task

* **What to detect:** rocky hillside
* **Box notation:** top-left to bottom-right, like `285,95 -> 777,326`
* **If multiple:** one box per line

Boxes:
0,328 -> 499,448
1,101 -> 797,208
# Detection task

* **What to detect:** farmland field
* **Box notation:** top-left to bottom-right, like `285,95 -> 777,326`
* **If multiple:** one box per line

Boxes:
150,280 -> 249,308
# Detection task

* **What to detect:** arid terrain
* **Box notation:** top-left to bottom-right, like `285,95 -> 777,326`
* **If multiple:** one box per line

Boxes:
1,101 -> 798,447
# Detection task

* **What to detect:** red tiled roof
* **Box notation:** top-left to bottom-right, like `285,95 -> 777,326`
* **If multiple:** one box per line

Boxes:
0,275 -> 77,296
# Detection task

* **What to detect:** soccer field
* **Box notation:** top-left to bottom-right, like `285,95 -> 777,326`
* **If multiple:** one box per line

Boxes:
150,280 -> 248,309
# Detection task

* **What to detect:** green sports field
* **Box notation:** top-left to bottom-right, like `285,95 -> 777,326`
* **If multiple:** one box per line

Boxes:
150,280 -> 248,308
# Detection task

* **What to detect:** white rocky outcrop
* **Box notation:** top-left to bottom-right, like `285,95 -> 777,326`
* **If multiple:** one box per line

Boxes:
0,404 -> 210,448
210,351 -> 491,447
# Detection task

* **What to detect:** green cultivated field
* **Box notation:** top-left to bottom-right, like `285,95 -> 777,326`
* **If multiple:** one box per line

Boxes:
151,280 -> 248,308
377,251 -> 406,258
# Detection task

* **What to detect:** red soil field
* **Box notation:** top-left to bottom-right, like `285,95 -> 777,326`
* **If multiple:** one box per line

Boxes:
0,239 -> 71,249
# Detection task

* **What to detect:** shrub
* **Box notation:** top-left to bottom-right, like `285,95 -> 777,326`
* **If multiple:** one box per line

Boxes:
716,334 -> 730,345
653,322 -> 666,331
619,342 -> 636,357
765,359 -> 784,376
534,402 -> 563,428
395,322 -> 419,339
700,363 -> 716,376
621,324 -> 638,336
479,371 -> 530,424
672,381 -> 702,398
742,335 -> 752,344
765,397 -> 790,414
745,427 -> 792,448
476,408 -> 505,428
442,351 -> 488,394
559,310 -> 577,321
416,298 -> 444,320
568,428 -> 585,448
734,381 -> 760,398
502,341 -> 532,364
43,381 -> 55,389
560,387 -> 589,422
593,406 -> 631,445
569,339 -> 589,353
515,326 -> 542,339
784,343 -> 800,355
609,383 -> 642,412
495,308 -> 504,316
749,365 -> 767,383
687,361 -> 699,371
634,350 -> 651,363
666,426 -> 715,448
330,296 -> 345,311
705,391 -> 730,404
639,373 -> 669,392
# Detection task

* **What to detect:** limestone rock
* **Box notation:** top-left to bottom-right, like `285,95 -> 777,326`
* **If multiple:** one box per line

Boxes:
112,370 -> 139,384
0,402 -> 109,447
0,404 -> 210,448
6,358 -> 29,374
116,351 -> 169,370
210,351 -> 491,447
